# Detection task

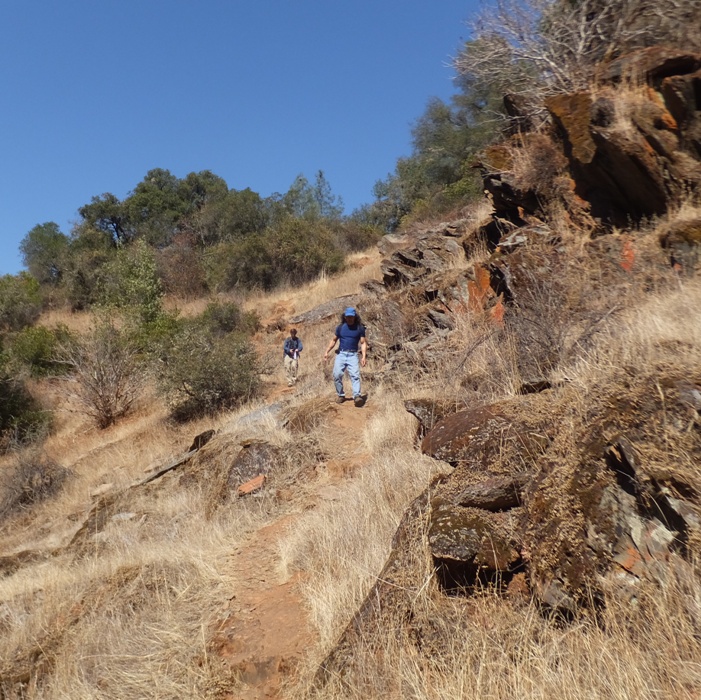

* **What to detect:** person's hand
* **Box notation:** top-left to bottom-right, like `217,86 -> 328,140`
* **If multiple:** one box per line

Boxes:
323,352 -> 329,361
360,357 -> 366,367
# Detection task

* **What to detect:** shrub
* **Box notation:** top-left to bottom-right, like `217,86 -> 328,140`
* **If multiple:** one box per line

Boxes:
8,325 -> 73,377
200,301 -> 260,336
0,375 -> 51,451
207,218 -> 345,292
126,310 -> 183,357
100,240 -> 164,324
155,236 -> 208,299
334,221 -> 383,253
157,328 -> 260,421
0,452 -> 70,523
0,273 -> 42,332
58,322 -> 145,429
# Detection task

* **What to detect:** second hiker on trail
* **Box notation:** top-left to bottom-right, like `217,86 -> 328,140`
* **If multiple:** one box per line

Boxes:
323,307 -> 367,407
283,328 -> 303,387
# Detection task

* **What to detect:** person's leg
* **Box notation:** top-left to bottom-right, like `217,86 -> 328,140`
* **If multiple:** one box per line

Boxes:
346,353 -> 362,398
290,358 -> 298,384
284,356 -> 295,386
333,353 -> 347,397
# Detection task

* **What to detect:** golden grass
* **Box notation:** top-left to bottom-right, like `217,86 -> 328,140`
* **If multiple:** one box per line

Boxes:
243,247 -> 382,322
309,570 -> 701,699
0,494 -> 241,699
558,277 -> 701,390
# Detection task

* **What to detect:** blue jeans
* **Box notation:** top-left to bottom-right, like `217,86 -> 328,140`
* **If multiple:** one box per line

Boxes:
333,351 -> 361,398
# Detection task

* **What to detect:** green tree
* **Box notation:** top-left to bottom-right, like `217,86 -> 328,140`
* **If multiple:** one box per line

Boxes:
178,170 -> 228,212
124,168 -> 189,247
367,81 -> 502,230
19,222 -> 70,285
101,240 -> 164,324
78,193 -> 132,246
277,172 -> 344,221
313,170 -> 344,220
193,187 -> 270,245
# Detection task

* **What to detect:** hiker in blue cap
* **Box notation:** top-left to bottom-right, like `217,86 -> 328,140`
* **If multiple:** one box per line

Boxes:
323,306 -> 367,406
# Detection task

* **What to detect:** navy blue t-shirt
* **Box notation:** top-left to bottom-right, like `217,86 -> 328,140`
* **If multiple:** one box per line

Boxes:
335,323 -> 366,352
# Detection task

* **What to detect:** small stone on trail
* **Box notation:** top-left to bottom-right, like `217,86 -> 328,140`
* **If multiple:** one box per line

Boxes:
238,474 -> 266,496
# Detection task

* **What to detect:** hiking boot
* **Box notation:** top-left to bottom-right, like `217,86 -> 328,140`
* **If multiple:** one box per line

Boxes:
335,395 -> 346,404
354,395 -> 365,407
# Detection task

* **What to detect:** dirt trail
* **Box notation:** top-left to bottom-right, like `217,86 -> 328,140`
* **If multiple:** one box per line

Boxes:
209,393 -> 376,699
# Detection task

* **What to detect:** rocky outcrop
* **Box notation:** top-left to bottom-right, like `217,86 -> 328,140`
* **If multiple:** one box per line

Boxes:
546,48 -> 701,225
316,366 -> 701,691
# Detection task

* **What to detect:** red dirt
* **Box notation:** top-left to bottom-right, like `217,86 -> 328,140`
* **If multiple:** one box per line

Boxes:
209,389 -> 376,699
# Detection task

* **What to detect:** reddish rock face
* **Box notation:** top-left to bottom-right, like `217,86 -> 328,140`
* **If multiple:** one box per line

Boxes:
421,401 -> 549,472
544,50 -> 701,225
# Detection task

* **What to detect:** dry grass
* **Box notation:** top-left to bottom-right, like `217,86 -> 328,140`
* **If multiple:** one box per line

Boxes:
35,307 -> 94,334
558,277 -> 701,390
278,389 -> 444,651
0,490 -> 242,699
243,248 -> 382,323
309,568 -> 701,699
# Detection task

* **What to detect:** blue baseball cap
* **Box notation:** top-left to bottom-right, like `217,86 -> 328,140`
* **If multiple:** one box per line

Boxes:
344,307 -> 356,316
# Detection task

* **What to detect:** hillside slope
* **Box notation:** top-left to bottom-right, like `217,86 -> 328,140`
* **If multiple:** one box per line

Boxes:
2,47 -> 701,700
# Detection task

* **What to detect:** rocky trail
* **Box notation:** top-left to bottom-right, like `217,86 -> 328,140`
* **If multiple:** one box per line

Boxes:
208,388 -> 376,699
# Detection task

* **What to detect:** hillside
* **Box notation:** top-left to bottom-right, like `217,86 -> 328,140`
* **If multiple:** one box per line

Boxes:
2,44 -> 701,700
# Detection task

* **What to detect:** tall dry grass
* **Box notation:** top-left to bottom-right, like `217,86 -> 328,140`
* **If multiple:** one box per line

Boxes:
278,389 -> 445,655
310,567 -> 701,699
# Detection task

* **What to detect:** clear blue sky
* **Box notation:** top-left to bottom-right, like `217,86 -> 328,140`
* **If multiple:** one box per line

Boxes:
0,0 -> 479,275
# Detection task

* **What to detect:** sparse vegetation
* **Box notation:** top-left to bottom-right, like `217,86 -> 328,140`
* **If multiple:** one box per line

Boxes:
0,451 -> 70,524
57,321 -> 146,429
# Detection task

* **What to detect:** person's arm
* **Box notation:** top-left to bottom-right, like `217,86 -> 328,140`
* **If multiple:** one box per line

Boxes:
323,335 -> 338,361
359,336 -> 367,367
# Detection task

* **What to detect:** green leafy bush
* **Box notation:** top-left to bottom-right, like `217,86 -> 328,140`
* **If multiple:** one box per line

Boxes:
200,301 -> 260,336
9,325 -> 73,377
158,328 -> 260,421
208,218 -> 344,292
0,273 -> 42,332
100,240 -> 164,324
0,374 -> 50,451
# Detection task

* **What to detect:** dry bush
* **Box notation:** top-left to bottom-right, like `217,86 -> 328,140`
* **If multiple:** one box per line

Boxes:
155,235 -> 208,300
456,0 -> 701,114
508,132 -> 569,198
58,322 -> 146,429
0,451 -> 70,524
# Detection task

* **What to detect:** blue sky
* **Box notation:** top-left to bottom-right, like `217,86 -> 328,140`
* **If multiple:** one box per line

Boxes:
0,0 -> 479,275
